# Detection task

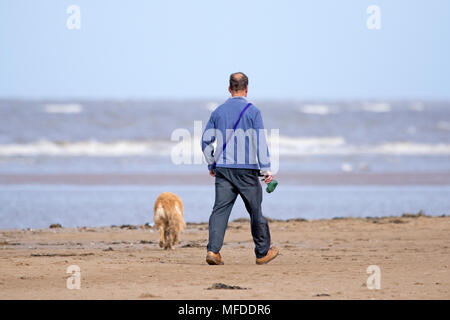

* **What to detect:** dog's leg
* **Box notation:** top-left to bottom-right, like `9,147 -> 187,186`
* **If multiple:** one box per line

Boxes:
158,225 -> 165,248
164,227 -> 171,250
165,229 -> 175,250
169,234 -> 175,250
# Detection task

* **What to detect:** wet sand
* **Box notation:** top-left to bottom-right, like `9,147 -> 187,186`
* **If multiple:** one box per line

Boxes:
1,172 -> 450,185
0,215 -> 449,299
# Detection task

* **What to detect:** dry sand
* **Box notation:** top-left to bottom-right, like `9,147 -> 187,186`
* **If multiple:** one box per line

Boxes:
0,215 -> 449,300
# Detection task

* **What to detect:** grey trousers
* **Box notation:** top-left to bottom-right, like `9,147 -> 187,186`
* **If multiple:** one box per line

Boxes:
207,167 -> 271,258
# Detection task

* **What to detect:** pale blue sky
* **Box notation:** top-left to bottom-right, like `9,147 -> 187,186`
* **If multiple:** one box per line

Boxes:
1,0 -> 449,100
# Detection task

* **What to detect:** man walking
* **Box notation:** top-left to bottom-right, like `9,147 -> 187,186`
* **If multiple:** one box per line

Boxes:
201,72 -> 279,265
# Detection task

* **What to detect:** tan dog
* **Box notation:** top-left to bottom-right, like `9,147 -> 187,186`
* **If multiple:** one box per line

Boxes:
153,192 -> 186,250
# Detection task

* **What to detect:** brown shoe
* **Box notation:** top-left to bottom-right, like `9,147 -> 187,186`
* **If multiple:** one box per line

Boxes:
206,251 -> 224,265
256,247 -> 279,265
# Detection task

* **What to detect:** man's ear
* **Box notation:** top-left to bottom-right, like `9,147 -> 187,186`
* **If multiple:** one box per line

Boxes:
228,87 -> 232,95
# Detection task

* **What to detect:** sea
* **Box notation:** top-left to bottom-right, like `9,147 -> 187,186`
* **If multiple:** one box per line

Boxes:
0,99 -> 449,229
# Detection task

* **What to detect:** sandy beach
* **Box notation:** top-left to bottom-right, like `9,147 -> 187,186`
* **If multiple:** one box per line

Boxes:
0,215 -> 449,300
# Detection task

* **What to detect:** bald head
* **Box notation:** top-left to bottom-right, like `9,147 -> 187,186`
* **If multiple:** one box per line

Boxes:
229,72 -> 249,94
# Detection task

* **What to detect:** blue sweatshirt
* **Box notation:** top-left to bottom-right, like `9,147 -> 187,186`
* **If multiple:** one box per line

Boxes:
201,96 -> 271,171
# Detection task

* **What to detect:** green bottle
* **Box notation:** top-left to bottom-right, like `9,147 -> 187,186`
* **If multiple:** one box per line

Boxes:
266,179 -> 278,193
259,172 -> 278,193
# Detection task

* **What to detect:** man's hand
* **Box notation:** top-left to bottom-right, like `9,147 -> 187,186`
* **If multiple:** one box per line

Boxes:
263,170 -> 273,184
209,169 -> 216,177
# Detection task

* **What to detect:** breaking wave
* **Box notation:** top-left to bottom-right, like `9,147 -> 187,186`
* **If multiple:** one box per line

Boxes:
0,140 -> 173,157
1,137 -> 450,157
297,104 -> 340,115
44,103 -> 83,114
361,102 -> 391,113
275,135 -> 450,155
